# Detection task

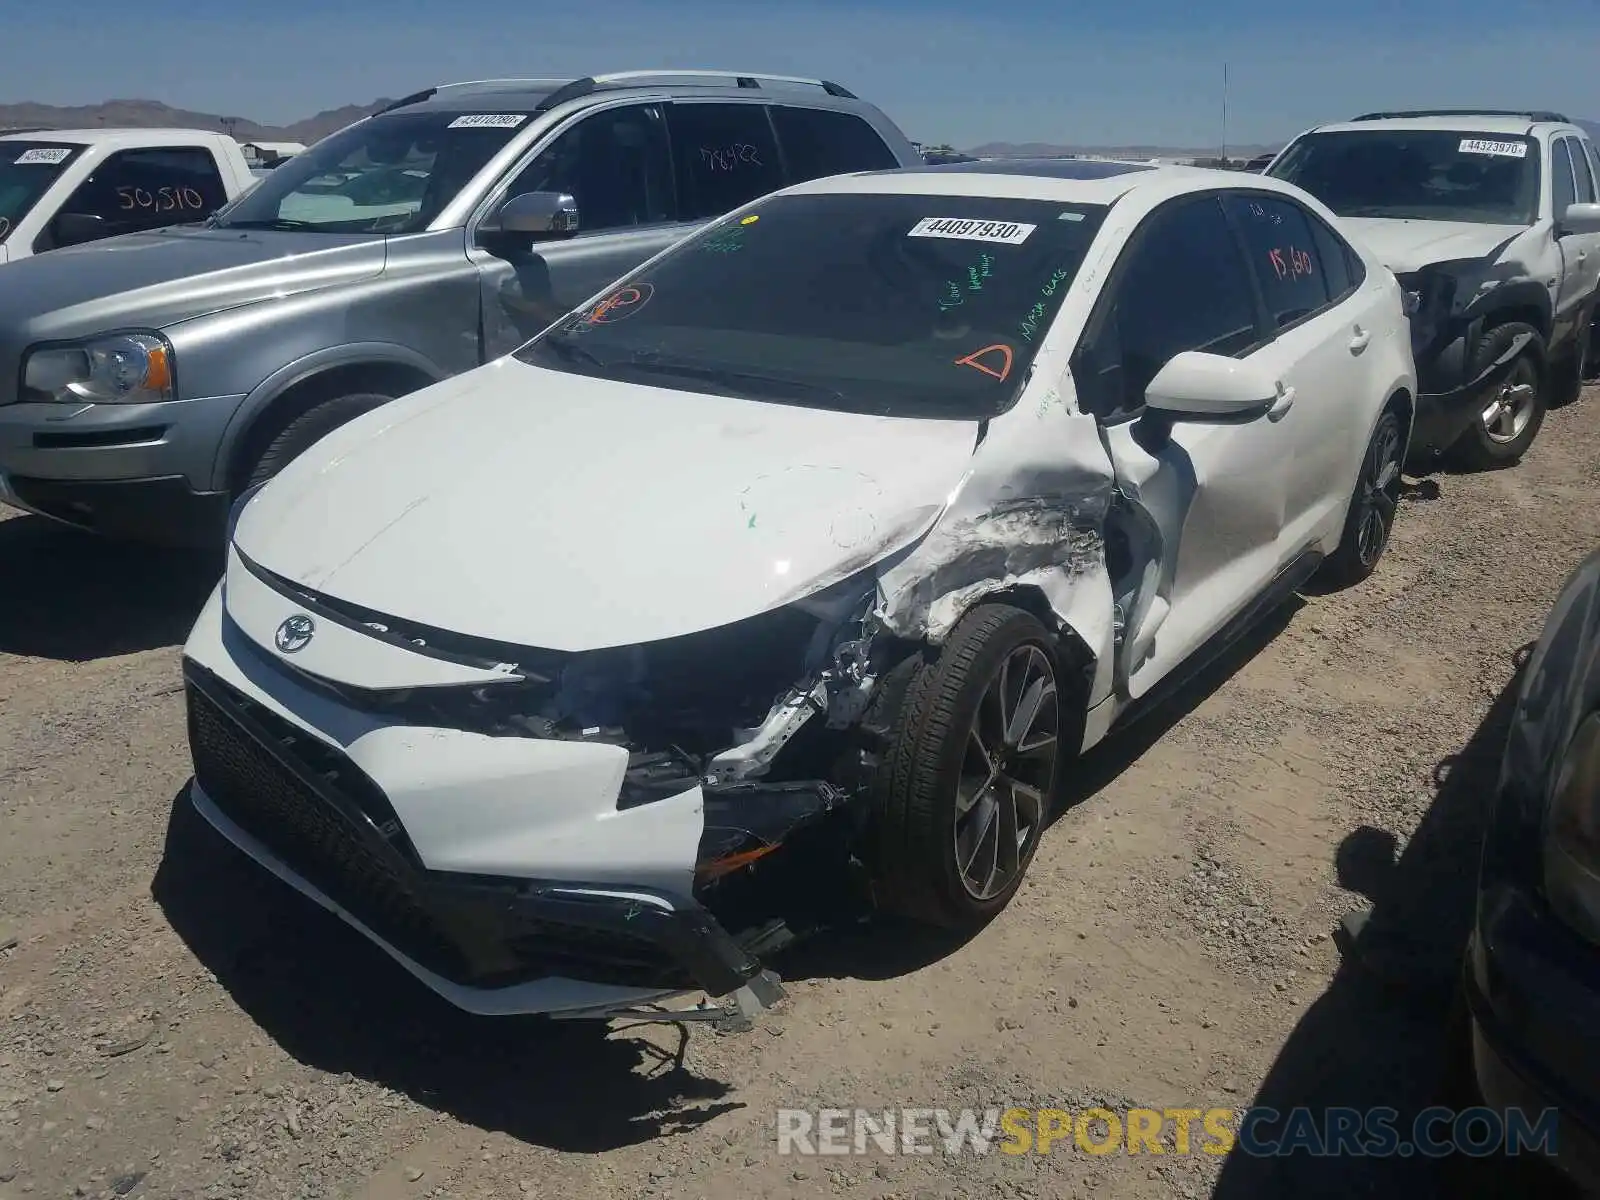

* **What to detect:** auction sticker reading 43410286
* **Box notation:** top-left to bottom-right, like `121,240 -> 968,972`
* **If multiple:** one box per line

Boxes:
447,114 -> 529,130
1458,138 -> 1527,159
909,217 -> 1036,245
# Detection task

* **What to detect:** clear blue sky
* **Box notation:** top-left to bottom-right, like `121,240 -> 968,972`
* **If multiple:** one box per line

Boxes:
6,0 -> 1597,149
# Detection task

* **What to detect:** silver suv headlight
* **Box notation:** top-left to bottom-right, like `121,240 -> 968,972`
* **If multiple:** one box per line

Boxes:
22,333 -> 174,405
1544,710 -> 1600,945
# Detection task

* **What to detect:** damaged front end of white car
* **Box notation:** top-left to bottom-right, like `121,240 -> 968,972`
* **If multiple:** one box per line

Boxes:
179,184 -> 1124,1028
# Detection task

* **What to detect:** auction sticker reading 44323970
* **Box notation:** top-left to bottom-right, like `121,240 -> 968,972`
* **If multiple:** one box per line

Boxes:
1458,138 -> 1527,159
908,217 -> 1036,245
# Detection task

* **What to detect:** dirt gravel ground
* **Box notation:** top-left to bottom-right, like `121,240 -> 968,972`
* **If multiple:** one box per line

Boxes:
1,386 -> 1597,1200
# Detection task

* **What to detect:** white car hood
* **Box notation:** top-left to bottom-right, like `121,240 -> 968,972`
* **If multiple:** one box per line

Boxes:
233,360 -> 982,652
1339,217 -> 1524,274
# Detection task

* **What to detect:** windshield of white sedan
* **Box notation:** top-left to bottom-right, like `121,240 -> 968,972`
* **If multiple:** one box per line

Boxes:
212,110 -> 534,234
0,142 -> 84,243
1269,130 -> 1540,224
516,192 -> 1108,418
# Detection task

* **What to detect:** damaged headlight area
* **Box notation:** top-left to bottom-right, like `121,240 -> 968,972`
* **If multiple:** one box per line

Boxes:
306,570 -> 906,930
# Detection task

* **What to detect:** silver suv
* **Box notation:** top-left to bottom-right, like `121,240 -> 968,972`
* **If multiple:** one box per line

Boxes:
0,71 -> 919,545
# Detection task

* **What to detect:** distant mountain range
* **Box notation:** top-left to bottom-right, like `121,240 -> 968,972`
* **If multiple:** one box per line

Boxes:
0,98 -> 394,144
1,97 -> 1595,159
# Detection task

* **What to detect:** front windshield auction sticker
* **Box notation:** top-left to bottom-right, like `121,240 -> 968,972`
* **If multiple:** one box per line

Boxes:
13,147 -> 72,165
1458,138 -> 1527,158
909,217 -> 1036,245
447,114 -> 529,129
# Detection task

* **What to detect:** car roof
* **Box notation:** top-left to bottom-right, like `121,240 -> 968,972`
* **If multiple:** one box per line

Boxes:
382,73 -> 882,120
783,157 -> 1309,206
0,127 -> 226,145
1308,115 -> 1572,137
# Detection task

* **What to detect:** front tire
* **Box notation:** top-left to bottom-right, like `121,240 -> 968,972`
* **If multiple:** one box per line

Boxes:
1551,298 -> 1594,406
869,605 -> 1065,930
1448,322 -> 1546,470
244,392 -> 393,488
1318,406 -> 1403,590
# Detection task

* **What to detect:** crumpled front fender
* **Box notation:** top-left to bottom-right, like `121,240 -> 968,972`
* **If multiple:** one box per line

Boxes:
872,356 -> 1118,714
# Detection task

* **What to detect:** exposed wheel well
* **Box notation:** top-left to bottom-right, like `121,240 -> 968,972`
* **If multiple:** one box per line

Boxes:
1386,386 -> 1414,435
1481,306 -> 1551,362
945,583 -> 1096,750
226,361 -> 434,492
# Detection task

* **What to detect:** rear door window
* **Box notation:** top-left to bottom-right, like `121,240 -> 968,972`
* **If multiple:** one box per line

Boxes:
1563,138 -> 1595,204
1554,138 -> 1578,216
1307,213 -> 1354,302
56,146 -> 228,239
769,106 -> 899,183
1223,194 -> 1333,329
666,102 -> 786,221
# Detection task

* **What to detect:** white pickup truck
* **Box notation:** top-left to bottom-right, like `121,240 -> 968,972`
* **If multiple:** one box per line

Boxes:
0,128 -> 257,265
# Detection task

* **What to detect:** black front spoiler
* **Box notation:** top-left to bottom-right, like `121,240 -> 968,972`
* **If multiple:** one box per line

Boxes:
183,658 -> 784,1013
1411,330 -> 1532,456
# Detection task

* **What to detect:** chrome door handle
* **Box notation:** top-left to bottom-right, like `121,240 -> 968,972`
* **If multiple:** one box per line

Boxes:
1268,384 -> 1296,420
1349,326 -> 1372,353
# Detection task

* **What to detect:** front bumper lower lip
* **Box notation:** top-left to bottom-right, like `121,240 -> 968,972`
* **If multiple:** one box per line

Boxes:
0,472 -> 229,546
183,658 -> 783,1019
1410,328 -> 1532,453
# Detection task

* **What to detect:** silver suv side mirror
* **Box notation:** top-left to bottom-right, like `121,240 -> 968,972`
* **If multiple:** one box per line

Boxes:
1560,202 -> 1600,237
480,191 -> 580,239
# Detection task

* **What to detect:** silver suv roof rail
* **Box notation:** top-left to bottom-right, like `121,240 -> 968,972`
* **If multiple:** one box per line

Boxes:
534,70 -> 858,112
1350,108 -> 1570,124
431,77 -> 576,93
375,78 -> 578,115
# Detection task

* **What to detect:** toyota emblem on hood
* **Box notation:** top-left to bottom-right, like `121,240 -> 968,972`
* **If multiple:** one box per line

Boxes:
274,614 -> 315,654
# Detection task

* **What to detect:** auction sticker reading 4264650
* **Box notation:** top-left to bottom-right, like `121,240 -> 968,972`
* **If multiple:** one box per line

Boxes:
909,217 -> 1036,245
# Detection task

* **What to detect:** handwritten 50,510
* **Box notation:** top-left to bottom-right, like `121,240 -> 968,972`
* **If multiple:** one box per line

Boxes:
118,185 -> 207,213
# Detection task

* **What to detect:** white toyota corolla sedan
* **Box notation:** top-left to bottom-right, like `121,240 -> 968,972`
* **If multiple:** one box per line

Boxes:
179,159 -> 1416,1024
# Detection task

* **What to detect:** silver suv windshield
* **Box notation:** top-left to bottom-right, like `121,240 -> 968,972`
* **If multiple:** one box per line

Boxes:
516,190 -> 1108,420
0,142 -> 86,244
213,109 -> 536,235
1269,129 -> 1541,225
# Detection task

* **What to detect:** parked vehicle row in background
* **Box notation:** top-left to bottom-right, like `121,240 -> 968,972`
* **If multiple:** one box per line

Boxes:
1268,109 -> 1600,468
0,128 -> 256,264
0,71 -> 921,545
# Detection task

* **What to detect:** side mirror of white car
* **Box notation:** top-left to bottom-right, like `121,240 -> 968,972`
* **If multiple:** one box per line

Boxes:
1559,202 -> 1600,236
1143,351 -> 1278,420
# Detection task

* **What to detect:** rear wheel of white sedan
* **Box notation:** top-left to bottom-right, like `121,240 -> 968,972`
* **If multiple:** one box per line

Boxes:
1317,406 -> 1405,590
869,604 -> 1065,930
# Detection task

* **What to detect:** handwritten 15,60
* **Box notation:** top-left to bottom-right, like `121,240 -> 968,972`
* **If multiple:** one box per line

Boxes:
699,144 -> 762,173
118,185 -> 207,213
1268,246 -> 1313,281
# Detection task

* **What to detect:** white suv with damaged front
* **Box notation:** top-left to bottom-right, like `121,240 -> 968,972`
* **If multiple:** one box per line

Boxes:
179,159 -> 1416,1025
